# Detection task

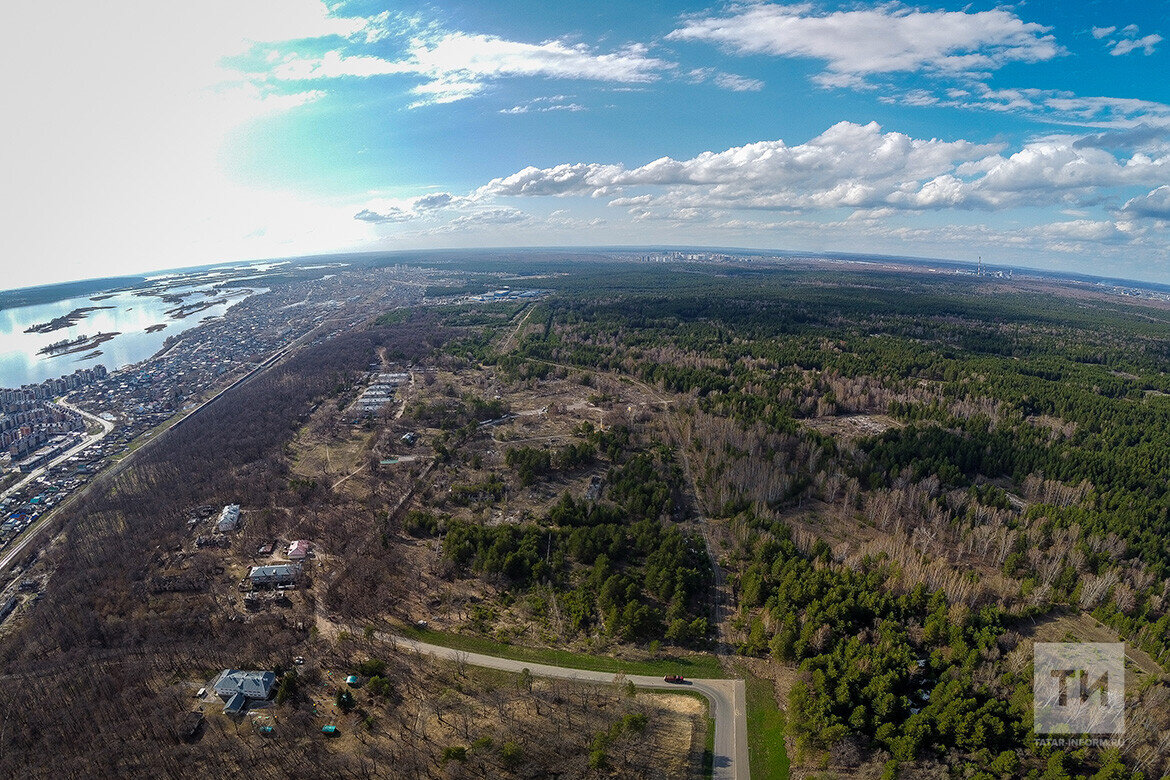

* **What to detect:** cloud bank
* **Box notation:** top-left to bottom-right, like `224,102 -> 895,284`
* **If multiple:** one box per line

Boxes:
668,2 -> 1061,86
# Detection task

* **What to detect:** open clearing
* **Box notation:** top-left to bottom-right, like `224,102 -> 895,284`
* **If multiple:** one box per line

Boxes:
1023,611 -> 1165,679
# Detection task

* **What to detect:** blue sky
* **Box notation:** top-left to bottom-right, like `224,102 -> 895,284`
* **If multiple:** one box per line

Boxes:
3,0 -> 1168,287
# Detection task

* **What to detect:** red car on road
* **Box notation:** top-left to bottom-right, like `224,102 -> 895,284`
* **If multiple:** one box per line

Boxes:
663,675 -> 685,683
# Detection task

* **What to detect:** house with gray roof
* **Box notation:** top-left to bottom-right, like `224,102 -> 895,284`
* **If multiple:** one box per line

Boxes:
211,669 -> 276,714
248,563 -> 301,587
216,504 -> 240,532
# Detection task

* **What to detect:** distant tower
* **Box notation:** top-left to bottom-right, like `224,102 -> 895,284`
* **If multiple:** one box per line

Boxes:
977,256 -> 983,276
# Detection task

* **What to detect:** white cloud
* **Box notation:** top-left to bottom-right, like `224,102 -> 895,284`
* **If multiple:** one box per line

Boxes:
478,121 -> 1001,209
413,192 -> 463,210
355,207 -> 412,224
469,121 -> 1169,222
271,50 -> 415,80
1094,23 -> 1163,56
913,84 -> 1170,131
1122,186 -> 1170,219
448,208 -> 531,227
478,162 -> 623,198
882,89 -> 939,107
354,192 -> 472,223
500,96 -> 587,114
667,2 -> 1060,85
1039,219 -> 1125,242
1110,34 -> 1162,56
410,33 -> 665,82
608,195 -> 654,208
267,29 -> 671,106
714,72 -> 765,91
895,141 -> 1169,209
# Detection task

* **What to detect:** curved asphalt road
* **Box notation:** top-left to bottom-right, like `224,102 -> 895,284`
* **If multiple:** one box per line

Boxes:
387,632 -> 749,779
0,399 -> 115,574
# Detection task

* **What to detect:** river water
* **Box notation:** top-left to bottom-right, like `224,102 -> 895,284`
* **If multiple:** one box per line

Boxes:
0,284 -> 261,388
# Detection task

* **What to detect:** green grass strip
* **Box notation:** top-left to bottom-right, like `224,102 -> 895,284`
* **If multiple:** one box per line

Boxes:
394,625 -> 724,678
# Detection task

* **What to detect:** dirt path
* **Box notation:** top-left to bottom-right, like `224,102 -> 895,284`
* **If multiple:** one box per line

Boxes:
330,465 -> 367,491
499,304 -> 536,353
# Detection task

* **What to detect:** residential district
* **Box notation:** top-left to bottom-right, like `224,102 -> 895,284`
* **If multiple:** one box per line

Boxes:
0,263 -> 425,621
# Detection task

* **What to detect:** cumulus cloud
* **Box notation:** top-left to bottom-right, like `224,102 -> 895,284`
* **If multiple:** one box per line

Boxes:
896,141 -> 1169,209
472,120 -> 1169,220
354,207 -> 411,223
353,121 -> 1166,267
667,2 -> 1060,86
353,192 -> 471,223
477,162 -> 622,198
479,121 -> 1001,207
1122,186 -> 1170,219
412,192 -> 463,210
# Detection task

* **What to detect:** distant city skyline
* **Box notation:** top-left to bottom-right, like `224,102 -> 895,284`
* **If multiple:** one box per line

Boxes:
3,0 -> 1167,288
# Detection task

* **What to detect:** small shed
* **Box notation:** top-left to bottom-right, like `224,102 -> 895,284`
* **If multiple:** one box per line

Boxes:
288,540 -> 311,561
178,710 -> 204,742
322,725 -> 338,737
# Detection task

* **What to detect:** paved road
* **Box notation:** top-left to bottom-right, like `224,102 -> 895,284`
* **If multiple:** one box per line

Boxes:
0,400 -> 116,573
0,399 -> 113,503
387,632 -> 749,780
0,334 -> 312,581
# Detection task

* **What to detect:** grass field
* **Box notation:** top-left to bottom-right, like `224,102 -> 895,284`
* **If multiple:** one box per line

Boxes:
734,663 -> 790,780
1024,610 -> 1165,677
395,624 -> 725,678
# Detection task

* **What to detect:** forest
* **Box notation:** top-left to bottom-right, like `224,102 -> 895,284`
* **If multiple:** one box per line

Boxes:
1,259 -> 1168,778
436,441 -> 713,644
471,264 -> 1170,778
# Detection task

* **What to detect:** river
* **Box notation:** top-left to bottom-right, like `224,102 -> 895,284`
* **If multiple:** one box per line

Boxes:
0,283 -> 263,388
